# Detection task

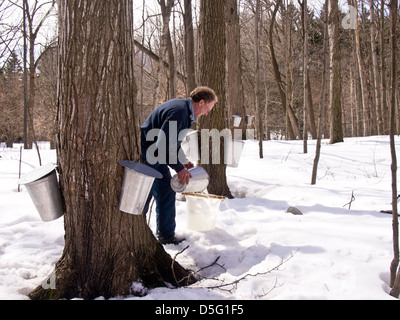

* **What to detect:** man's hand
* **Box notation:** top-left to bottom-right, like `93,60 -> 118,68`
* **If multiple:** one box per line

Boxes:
177,168 -> 192,185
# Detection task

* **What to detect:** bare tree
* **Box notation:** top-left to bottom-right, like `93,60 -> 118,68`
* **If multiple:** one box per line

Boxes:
226,0 -> 246,139
351,0 -> 370,137
183,0 -> 196,94
311,0 -> 329,185
266,0 -> 301,140
369,0 -> 383,135
157,0 -> 176,101
254,0 -> 263,157
22,0 -> 56,150
198,0 -> 232,198
389,0 -> 400,299
29,0 -> 193,300
299,0 -> 309,153
0,0 -> 20,65
328,0 -> 343,144
379,0 -> 389,134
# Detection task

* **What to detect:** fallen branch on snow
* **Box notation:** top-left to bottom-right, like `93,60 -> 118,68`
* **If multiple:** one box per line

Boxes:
201,249 -> 298,294
170,246 -> 298,296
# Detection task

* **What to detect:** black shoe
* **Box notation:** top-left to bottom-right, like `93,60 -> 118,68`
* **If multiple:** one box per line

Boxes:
158,236 -> 186,245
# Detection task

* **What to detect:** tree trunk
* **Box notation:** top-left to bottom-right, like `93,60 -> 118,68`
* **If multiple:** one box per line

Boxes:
267,0 -> 300,140
389,0 -> 400,298
311,0 -> 329,185
198,0 -> 232,198
158,0 -> 176,100
29,0 -> 194,300
301,0 -> 309,153
184,0 -> 196,95
284,0 -> 294,140
380,0 -> 389,134
370,0 -> 383,135
255,0 -> 263,157
349,22 -> 363,137
328,0 -> 343,144
225,0 -> 246,139
22,0 -> 28,149
349,68 -> 356,137
306,74 -> 318,139
138,0 -> 147,126
352,0 -> 370,137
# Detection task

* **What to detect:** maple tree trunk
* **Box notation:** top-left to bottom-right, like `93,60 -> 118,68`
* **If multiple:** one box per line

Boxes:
328,0 -> 344,144
29,0 -> 193,300
198,0 -> 232,198
389,0 -> 400,298
225,0 -> 246,139
184,0 -> 196,94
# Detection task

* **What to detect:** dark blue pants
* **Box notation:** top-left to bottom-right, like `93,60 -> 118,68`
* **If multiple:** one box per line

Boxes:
143,163 -> 177,239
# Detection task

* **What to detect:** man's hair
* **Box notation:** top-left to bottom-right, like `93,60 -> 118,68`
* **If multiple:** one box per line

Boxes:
190,86 -> 218,104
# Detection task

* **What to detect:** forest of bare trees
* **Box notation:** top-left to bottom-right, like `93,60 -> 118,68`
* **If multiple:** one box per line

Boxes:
1,0 -> 400,299
1,0 -> 399,148
132,0 -> 400,145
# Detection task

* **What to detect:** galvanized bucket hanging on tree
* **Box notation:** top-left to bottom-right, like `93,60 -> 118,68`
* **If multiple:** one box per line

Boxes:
118,161 -> 163,215
19,163 -> 63,222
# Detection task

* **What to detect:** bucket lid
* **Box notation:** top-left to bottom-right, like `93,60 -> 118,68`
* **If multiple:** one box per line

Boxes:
118,161 -> 163,179
18,163 -> 58,185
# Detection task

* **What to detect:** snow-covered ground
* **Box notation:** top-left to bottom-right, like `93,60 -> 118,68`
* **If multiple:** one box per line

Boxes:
0,136 -> 398,300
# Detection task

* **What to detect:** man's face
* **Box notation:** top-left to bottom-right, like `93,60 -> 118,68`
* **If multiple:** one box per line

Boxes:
194,100 -> 215,119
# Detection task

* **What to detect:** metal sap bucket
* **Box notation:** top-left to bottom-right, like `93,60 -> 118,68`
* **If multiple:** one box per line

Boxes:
181,130 -> 200,162
246,115 -> 254,126
118,161 -> 162,215
232,115 -> 242,128
18,163 -> 63,222
170,166 -> 209,193
225,139 -> 245,168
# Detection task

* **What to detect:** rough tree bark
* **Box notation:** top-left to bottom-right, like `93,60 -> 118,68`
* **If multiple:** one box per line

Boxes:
389,0 -> 400,299
379,0 -> 389,134
29,0 -> 194,300
301,0 -> 309,153
369,0 -> 383,135
198,0 -> 233,198
225,0 -> 246,139
328,0 -> 343,144
184,0 -> 196,95
311,0 -> 329,185
352,0 -> 370,137
158,0 -> 176,100
254,0 -> 263,157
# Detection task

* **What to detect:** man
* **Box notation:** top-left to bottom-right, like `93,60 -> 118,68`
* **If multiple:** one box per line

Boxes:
141,86 -> 217,245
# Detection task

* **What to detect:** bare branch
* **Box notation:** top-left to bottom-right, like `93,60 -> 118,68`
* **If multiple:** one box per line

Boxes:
171,245 -> 190,286
202,250 -> 298,294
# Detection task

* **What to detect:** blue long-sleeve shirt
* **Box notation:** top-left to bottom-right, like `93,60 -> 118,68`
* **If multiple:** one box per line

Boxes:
141,98 -> 196,173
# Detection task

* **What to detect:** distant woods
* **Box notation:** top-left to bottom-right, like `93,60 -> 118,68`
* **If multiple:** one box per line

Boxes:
0,0 -> 399,147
